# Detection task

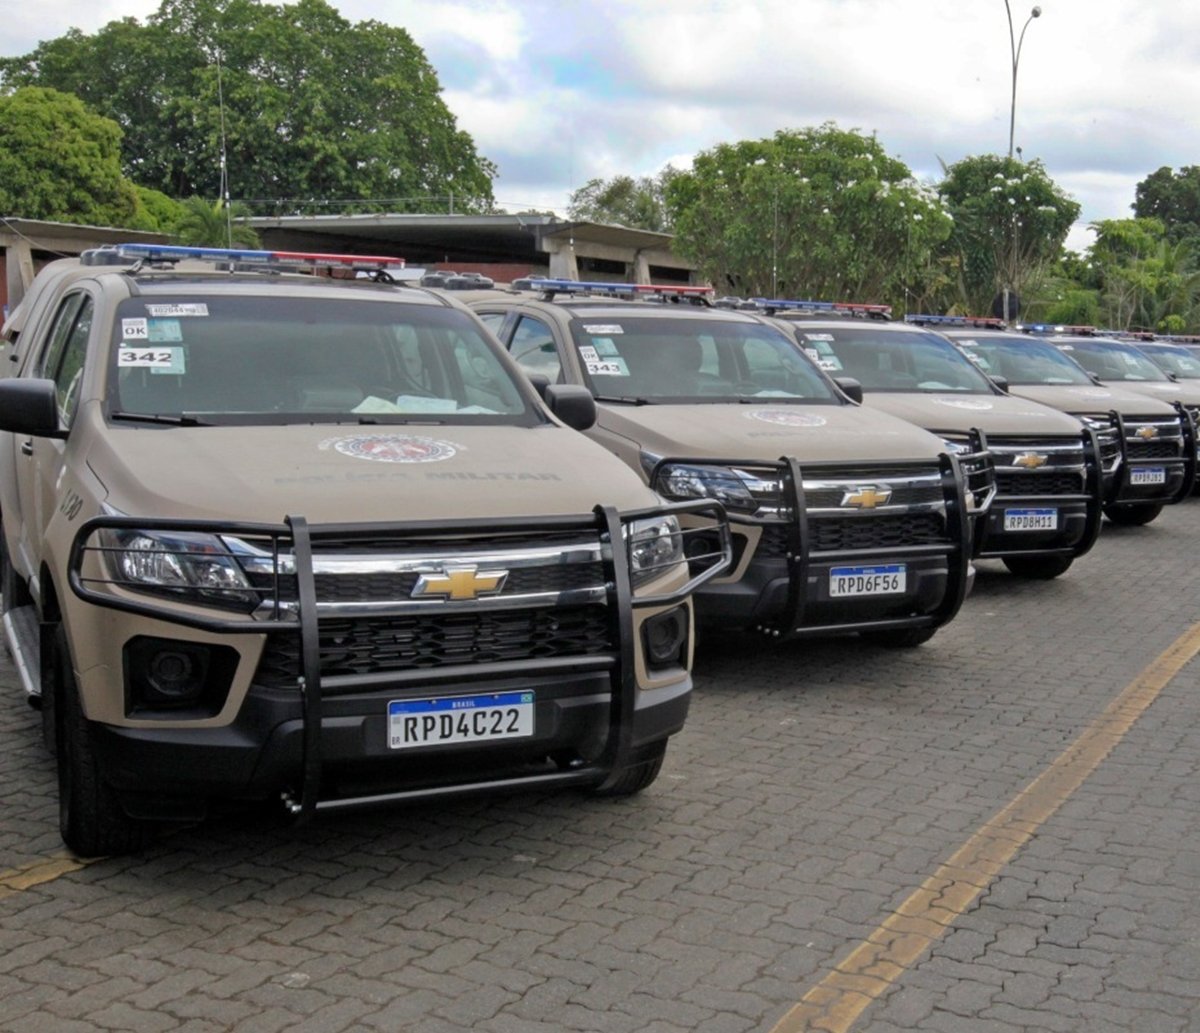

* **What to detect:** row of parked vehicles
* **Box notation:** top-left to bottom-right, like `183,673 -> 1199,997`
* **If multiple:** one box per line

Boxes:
0,244 -> 1193,856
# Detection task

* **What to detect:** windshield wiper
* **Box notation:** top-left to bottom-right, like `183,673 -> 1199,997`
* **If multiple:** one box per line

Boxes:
110,411 -> 212,427
594,395 -> 655,405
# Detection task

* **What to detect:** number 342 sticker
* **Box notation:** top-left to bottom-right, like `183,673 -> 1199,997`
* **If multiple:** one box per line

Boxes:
118,346 -> 182,369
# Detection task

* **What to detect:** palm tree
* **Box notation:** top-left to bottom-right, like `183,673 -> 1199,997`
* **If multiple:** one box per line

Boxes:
173,196 -> 259,248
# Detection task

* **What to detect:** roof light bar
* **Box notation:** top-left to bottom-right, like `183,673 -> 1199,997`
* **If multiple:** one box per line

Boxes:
1160,334 -> 1200,344
1017,323 -> 1097,335
753,297 -> 893,317
904,314 -> 1006,329
510,277 -> 713,296
115,243 -> 406,270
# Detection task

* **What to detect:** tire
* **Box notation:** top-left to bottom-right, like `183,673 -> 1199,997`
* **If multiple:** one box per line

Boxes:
54,626 -> 154,857
1001,554 -> 1074,579
861,626 -> 937,649
593,740 -> 668,797
1103,502 -> 1163,527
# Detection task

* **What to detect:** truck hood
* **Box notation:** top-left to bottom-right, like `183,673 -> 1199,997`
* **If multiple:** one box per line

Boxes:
1091,379 -> 1200,408
85,417 -> 660,522
1011,383 -> 1179,417
597,402 -> 945,463
862,392 -> 1083,438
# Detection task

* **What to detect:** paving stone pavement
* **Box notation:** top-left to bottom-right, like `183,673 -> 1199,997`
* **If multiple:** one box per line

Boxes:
2,502 -> 1199,1032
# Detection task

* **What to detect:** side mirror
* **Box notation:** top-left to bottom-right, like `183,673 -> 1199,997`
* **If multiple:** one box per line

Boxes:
0,379 -> 61,436
989,374 -> 1010,393
544,384 -> 596,431
1167,371 -> 1180,382
1088,372 -> 1104,385
833,376 -> 863,404
525,372 -> 551,400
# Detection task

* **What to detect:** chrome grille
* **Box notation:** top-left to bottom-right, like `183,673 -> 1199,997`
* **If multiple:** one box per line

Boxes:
987,437 -> 1086,498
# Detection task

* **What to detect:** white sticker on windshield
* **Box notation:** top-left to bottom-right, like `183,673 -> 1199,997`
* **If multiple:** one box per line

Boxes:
586,357 -> 629,376
803,333 -> 835,341
583,324 -> 624,335
1122,352 -> 1139,366
121,318 -> 148,340
579,345 -> 601,364
817,358 -> 842,372
118,346 -> 183,370
145,303 -> 209,317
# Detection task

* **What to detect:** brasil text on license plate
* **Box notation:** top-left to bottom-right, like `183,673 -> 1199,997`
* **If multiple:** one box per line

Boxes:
1004,507 -> 1057,531
388,691 -> 535,749
829,564 -> 906,598
1130,466 -> 1166,485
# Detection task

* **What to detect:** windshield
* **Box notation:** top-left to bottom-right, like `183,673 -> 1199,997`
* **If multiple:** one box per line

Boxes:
1138,343 -> 1200,379
108,295 -> 535,424
786,325 -> 997,393
1054,339 -> 1171,383
952,335 -> 1093,386
570,316 -> 838,403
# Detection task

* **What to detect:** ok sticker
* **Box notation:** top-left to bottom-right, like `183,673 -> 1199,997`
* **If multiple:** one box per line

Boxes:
121,318 -> 149,340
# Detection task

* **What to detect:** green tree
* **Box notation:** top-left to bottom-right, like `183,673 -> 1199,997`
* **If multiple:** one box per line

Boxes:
133,185 -> 189,234
0,0 -> 496,213
936,155 -> 1080,318
0,86 -> 140,226
1087,218 -> 1200,331
568,171 -> 676,232
173,196 -> 259,247
1134,166 -> 1200,244
666,124 -> 952,304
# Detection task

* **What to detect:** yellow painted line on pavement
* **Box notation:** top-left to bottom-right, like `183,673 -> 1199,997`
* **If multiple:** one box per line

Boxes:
0,852 -> 102,901
770,621 -> 1200,1033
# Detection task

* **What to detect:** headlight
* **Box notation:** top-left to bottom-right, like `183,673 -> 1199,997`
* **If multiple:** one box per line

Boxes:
100,529 -> 258,611
1077,414 -> 1114,431
654,463 -> 759,513
624,515 -> 684,587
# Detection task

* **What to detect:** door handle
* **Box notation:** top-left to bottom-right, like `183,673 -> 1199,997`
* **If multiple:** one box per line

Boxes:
20,439 -> 32,456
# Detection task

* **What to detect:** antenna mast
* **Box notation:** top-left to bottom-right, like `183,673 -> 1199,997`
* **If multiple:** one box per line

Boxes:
215,49 -> 232,247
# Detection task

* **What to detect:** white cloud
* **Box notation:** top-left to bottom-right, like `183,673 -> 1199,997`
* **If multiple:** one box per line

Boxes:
3,0 -> 1199,244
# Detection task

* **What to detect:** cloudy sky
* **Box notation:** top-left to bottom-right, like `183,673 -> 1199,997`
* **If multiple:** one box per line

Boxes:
3,0 -> 1198,252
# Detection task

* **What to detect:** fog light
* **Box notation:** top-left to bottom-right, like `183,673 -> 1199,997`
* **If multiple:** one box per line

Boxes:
642,607 -> 689,670
125,637 -> 239,715
148,649 -> 200,699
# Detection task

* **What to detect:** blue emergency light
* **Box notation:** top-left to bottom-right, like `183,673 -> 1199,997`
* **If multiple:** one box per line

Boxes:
511,277 -> 713,297
904,314 -> 1006,328
1017,323 -> 1096,335
115,243 -> 406,270
754,297 -> 892,317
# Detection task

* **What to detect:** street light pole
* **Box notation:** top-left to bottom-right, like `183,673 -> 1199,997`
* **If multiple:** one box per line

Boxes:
1002,2 -> 1041,323
1006,2 -> 1042,160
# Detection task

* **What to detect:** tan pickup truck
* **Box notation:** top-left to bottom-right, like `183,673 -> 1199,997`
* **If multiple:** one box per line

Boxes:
463,279 -> 991,650
0,246 -> 728,856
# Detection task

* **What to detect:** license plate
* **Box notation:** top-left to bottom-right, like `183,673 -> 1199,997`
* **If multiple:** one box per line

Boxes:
1130,466 -> 1166,485
388,691 -> 534,750
1004,507 -> 1057,531
829,564 -> 906,597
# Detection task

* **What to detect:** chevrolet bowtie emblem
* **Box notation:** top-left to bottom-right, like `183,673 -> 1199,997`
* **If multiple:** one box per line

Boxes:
842,486 -> 892,509
413,565 -> 508,601
1013,452 -> 1048,469
1135,425 -> 1158,440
